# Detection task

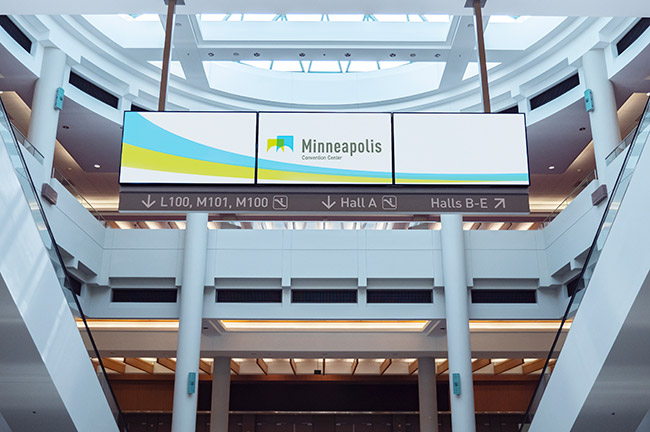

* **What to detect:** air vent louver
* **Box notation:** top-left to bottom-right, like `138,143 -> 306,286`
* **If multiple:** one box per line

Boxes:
530,74 -> 580,110
69,71 -> 119,109
216,289 -> 282,303
367,289 -> 433,304
0,16 -> 32,53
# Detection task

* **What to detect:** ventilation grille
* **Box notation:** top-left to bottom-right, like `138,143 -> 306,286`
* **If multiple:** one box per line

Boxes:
471,289 -> 536,304
216,289 -> 282,303
292,289 -> 357,304
112,289 -> 177,303
530,74 -> 580,110
367,289 -> 432,304
130,104 -> 151,112
69,71 -> 119,109
0,16 -> 31,53
617,18 -> 650,55
498,105 -> 519,114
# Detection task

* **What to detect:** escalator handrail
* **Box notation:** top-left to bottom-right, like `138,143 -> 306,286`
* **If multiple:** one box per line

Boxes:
0,98 -> 129,432
518,95 -> 650,431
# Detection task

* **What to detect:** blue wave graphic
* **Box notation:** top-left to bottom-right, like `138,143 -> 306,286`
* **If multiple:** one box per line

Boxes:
395,172 -> 529,181
123,113 -> 256,168
257,158 -> 392,179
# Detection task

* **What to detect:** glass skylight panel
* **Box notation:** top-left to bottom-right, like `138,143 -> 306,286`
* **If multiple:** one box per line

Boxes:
242,14 -> 277,22
309,61 -> 342,72
241,61 -> 272,69
83,15 -> 164,49
489,15 -> 530,24
148,61 -> 186,79
327,14 -> 365,22
199,14 -> 227,21
462,62 -> 501,80
423,14 -> 451,23
378,61 -> 410,70
119,14 -> 160,22
373,14 -> 409,22
347,61 -> 379,72
407,15 -> 425,22
285,14 -> 324,22
226,14 -> 244,21
485,16 -> 565,50
271,61 -> 303,72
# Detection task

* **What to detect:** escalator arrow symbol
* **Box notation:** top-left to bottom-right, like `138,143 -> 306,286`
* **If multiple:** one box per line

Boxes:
141,195 -> 156,209
495,198 -> 506,209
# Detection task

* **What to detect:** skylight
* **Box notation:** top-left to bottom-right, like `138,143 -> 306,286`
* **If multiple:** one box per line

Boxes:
224,60 -> 415,74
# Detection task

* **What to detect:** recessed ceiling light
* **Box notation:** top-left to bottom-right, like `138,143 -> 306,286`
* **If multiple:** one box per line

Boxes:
94,164 -> 101,169
548,165 -> 555,170
579,127 -> 586,131
646,92 -> 650,97
62,125 -> 70,129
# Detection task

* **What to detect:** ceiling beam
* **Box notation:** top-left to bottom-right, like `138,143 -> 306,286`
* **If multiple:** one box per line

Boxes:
290,359 -> 297,375
8,1 -> 643,16
472,358 -> 491,372
494,358 -> 524,375
101,358 -> 126,374
124,358 -> 155,374
436,360 -> 449,375
199,359 -> 212,374
230,359 -> 240,375
157,358 -> 176,371
522,359 -> 547,375
351,359 -> 359,375
380,359 -> 392,375
256,358 -> 268,375
408,360 -> 419,375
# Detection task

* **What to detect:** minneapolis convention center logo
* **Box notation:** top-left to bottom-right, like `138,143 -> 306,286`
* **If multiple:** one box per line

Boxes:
267,135 -> 294,152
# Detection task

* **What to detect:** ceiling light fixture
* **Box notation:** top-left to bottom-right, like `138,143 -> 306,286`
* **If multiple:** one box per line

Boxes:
579,127 -> 586,131
94,164 -> 101,169
219,320 -> 430,332
548,165 -> 555,170
62,125 -> 70,129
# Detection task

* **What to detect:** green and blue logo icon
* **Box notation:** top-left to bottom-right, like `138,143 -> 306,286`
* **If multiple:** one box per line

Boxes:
267,135 -> 294,152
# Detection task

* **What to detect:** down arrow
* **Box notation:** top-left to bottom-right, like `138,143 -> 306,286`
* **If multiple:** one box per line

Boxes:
321,196 -> 336,209
142,195 -> 156,209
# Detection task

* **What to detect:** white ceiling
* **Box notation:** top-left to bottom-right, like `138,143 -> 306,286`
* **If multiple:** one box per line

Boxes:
1,0 -> 649,16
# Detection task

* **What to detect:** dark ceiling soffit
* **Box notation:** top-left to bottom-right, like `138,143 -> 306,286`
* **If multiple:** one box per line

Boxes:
465,0 -> 487,7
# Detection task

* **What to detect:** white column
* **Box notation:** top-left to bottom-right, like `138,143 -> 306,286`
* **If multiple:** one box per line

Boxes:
171,212 -> 209,432
582,49 -> 622,186
418,357 -> 439,432
440,214 -> 476,432
210,357 -> 231,432
27,47 -> 67,179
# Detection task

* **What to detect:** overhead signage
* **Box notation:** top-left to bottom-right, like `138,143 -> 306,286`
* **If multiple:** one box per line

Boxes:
119,112 -> 257,184
119,190 -> 530,214
257,112 -> 393,184
118,111 -> 530,215
393,113 -> 529,186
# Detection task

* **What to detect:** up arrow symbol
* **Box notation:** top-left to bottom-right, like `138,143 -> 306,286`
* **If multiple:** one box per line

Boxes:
321,195 -> 336,210
141,194 -> 156,209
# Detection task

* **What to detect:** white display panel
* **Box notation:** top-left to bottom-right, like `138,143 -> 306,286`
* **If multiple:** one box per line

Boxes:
120,112 -> 257,184
393,113 -> 529,185
257,112 -> 393,184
